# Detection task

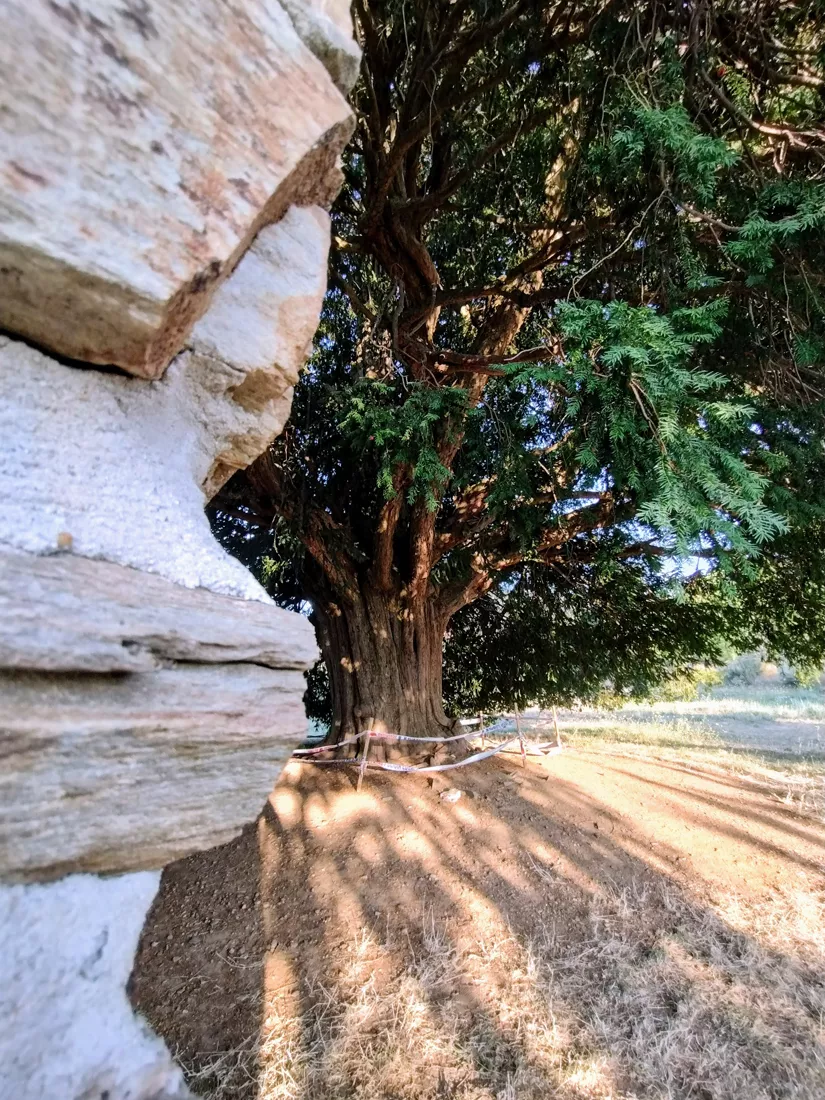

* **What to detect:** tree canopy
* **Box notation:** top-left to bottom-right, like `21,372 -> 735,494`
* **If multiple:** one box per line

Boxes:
212,0 -> 825,738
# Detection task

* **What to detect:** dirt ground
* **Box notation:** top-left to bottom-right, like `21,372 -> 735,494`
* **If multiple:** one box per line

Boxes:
547,702 -> 825,759
699,714 -> 825,754
131,749 -> 825,1100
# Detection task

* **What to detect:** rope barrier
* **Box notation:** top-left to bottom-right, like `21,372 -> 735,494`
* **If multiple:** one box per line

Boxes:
292,734 -> 363,756
292,724 -> 486,757
298,736 -> 520,773
291,715 -> 564,787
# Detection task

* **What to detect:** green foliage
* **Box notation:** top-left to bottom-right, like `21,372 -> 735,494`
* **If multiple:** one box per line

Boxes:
211,0 -> 825,729
340,381 -> 468,508
710,520 -> 825,671
303,659 -> 333,726
610,106 -> 737,205
791,664 -> 823,690
722,652 -> 764,686
727,184 -> 825,276
524,297 -> 787,551
648,665 -> 723,703
443,559 -> 728,715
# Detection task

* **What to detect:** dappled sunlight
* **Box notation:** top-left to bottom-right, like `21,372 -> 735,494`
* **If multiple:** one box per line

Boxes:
131,748 -> 825,1100
269,785 -> 304,829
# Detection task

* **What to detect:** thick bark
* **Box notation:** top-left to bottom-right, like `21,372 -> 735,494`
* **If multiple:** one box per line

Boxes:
313,581 -> 453,749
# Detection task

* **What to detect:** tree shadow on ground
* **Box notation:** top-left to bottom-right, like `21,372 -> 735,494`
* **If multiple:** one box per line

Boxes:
131,749 -> 825,1100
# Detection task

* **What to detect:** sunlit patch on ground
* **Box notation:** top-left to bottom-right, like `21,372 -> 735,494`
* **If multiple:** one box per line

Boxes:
132,692 -> 825,1100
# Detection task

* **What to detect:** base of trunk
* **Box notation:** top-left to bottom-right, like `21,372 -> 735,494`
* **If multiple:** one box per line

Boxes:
314,588 -> 455,759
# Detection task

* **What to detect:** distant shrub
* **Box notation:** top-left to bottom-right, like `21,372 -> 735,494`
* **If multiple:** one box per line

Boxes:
722,652 -> 823,689
789,663 -> 823,689
693,666 -> 724,695
591,688 -> 628,710
723,652 -> 763,686
650,666 -> 723,702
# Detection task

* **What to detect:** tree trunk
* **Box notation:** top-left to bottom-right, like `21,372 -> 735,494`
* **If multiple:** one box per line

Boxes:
313,583 -> 454,752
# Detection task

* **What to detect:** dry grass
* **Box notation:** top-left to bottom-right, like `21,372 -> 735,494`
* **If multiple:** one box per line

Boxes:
512,699 -> 825,823
161,690 -> 825,1100
184,876 -> 825,1100
560,731 -> 825,823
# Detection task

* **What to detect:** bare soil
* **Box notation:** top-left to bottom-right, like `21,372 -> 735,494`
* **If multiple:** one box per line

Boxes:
131,749 -> 825,1099
682,713 -> 825,756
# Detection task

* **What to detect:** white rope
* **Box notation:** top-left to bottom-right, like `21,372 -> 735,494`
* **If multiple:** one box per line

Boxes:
298,736 -> 520,773
292,725 -> 486,756
292,734 -> 363,756
370,737 -> 519,772
291,716 -> 563,786
293,726 -> 492,757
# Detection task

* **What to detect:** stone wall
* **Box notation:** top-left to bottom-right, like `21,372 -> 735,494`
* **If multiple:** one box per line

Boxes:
0,2 -> 358,1096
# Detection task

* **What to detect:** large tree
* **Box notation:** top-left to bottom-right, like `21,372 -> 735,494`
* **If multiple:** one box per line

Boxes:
213,0 -> 825,744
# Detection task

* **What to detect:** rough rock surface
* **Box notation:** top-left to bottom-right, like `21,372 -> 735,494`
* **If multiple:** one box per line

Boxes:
0,549 -> 317,674
0,334 -> 253,597
0,872 -> 192,1100
190,204 -> 330,496
280,0 -> 361,92
0,0 -> 359,1095
0,548 -> 315,881
0,204 -> 329,597
1,661 -> 307,880
0,0 -> 352,377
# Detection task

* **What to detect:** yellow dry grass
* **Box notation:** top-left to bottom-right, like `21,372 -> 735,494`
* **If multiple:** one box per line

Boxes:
184,875 -> 825,1100
140,694 -> 825,1100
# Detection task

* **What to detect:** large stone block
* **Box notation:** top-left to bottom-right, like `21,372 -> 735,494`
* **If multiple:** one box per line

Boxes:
1,659 -> 307,881
0,0 -> 352,377
0,549 -> 316,881
0,335 -> 253,596
0,204 -> 329,596
0,1 -> 357,1095
0,872 -> 192,1100
0,549 -> 318,674
189,203 -> 331,496
280,0 -> 361,92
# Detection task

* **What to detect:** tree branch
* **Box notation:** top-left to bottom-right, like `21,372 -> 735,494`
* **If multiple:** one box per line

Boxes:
431,342 -> 563,375
434,479 -> 497,561
699,67 -> 825,152
371,467 -> 406,592
409,498 -> 437,604
330,269 -> 376,322
489,496 -> 636,569
394,104 -> 562,223
246,451 -> 360,597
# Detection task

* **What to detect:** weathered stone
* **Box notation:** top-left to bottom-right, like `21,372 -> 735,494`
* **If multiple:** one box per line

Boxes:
0,334 -> 252,596
280,0 -> 361,93
0,872 -> 193,1100
0,206 -> 328,596
189,204 -> 330,496
0,0 -> 352,377
0,548 -> 317,673
0,1 -> 359,1093
1,663 -> 307,881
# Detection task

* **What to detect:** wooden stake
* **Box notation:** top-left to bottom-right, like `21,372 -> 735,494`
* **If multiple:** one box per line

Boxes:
479,712 -> 485,750
552,705 -> 562,749
356,731 -> 371,791
515,706 -> 526,767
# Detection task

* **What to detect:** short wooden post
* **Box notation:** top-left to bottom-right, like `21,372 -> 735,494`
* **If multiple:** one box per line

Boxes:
356,731 -> 371,791
479,712 -> 485,750
552,705 -> 562,749
515,706 -> 526,768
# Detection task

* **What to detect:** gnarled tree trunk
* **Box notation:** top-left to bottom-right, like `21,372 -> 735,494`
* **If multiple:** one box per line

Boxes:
313,582 -> 454,748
